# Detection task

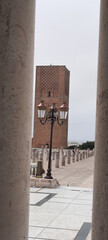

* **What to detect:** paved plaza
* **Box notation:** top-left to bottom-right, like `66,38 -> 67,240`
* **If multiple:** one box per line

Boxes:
29,156 -> 94,239
52,156 -> 94,188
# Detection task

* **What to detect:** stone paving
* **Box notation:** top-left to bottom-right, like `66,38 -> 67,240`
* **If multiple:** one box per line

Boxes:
29,156 -> 94,239
52,156 -> 94,188
29,186 -> 92,240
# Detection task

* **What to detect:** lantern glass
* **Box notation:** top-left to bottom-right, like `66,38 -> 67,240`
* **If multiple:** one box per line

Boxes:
38,109 -> 45,119
60,111 -> 67,120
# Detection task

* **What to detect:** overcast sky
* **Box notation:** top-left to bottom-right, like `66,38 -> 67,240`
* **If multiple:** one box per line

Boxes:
34,0 -> 100,142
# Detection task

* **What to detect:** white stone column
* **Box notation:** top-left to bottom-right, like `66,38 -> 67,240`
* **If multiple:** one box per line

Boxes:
52,151 -> 56,161
0,1 -> 35,240
61,155 -> 65,166
87,148 -> 90,158
72,153 -> 75,163
85,150 -> 87,158
60,147 -> 63,166
92,1 -> 108,239
80,152 -> 82,160
67,150 -> 71,164
55,152 -> 60,168
75,148 -> 79,161
82,151 -> 85,159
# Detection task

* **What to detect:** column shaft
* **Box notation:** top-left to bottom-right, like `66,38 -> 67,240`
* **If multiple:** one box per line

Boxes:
0,1 -> 35,239
92,1 -> 108,239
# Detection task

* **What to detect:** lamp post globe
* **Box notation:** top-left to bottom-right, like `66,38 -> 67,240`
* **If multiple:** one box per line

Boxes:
37,100 -> 46,119
59,103 -> 68,120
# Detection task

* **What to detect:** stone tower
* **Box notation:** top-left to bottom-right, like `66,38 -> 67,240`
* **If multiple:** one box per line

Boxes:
32,65 -> 70,148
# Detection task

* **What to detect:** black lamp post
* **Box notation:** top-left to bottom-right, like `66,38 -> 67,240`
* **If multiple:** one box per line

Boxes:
37,101 -> 68,179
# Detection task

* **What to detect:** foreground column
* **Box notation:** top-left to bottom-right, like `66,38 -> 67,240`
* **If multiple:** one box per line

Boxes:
0,1 -> 35,239
92,1 -> 108,239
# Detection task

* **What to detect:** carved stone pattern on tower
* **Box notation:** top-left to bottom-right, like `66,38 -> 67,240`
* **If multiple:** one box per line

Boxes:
40,66 -> 59,93
32,65 -> 70,149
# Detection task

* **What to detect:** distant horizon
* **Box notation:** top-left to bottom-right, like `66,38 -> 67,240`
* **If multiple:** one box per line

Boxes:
68,139 -> 95,143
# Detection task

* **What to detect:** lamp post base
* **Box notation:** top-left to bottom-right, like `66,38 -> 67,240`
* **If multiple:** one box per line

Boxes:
44,176 -> 53,179
44,169 -> 53,179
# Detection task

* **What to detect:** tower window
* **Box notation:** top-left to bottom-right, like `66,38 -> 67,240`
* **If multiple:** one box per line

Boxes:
48,91 -> 51,97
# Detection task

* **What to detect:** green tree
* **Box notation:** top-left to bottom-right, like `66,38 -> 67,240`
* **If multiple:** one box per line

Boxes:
79,141 -> 95,150
67,141 -> 95,150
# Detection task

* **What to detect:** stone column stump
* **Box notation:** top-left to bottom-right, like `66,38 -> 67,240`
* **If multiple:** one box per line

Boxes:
80,152 -> 83,160
61,155 -> 66,166
67,150 -> 71,164
55,152 -> 60,168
